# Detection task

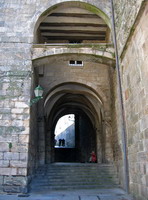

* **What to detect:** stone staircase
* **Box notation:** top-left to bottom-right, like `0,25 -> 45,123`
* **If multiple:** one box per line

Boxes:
29,163 -> 119,192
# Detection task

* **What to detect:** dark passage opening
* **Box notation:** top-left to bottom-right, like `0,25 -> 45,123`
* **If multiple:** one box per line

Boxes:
53,113 -> 96,163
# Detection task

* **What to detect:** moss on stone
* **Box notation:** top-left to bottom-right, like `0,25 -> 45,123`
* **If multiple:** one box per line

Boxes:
40,5 -> 58,17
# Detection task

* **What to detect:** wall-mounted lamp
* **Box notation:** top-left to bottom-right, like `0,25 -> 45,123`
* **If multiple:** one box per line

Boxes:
30,85 -> 43,106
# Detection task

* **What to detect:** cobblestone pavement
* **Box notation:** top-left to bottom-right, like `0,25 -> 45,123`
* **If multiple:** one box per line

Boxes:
0,188 -> 134,200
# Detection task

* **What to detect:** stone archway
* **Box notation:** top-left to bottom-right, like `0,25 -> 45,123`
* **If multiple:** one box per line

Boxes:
29,0 -> 115,185
43,83 -> 105,164
32,1 -> 112,44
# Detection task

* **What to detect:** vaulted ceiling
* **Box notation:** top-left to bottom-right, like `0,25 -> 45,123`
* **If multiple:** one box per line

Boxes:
38,7 -> 109,43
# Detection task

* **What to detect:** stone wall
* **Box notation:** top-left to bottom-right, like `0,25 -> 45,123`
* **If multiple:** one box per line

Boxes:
0,0 -> 132,194
0,43 -> 32,193
114,0 -> 143,55
0,0 -> 112,193
34,54 -> 115,164
115,1 -> 148,199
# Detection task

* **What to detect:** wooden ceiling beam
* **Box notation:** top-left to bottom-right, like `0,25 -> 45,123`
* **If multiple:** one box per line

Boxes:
40,26 -> 107,31
40,22 -> 108,28
48,13 -> 101,18
40,29 -> 106,35
43,36 -> 106,41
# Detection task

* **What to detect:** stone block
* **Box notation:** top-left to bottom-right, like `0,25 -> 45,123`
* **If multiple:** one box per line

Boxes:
23,119 -> 29,127
0,108 -> 11,114
11,143 -> 28,153
0,152 -> 3,159
0,175 -> 3,185
144,139 -> 148,151
0,143 -> 9,152
0,135 -> 19,143
0,160 -> 9,167
11,108 -> 24,114
4,152 -> 19,160
15,102 -> 28,108
0,120 -> 11,126
3,185 -> 27,193
17,168 -> 27,176
19,153 -> 28,161
19,134 -> 29,143
4,176 -> 28,186
10,160 -> 27,168
0,168 -> 17,175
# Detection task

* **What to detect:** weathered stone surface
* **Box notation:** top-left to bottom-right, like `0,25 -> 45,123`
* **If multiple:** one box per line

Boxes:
4,152 -> 19,161
0,161 -> 9,168
0,143 -> 9,152
114,0 -> 143,55
0,153 -> 3,159
0,176 -> 3,185
4,176 -> 28,186
0,168 -> 17,176
3,185 -> 27,193
19,153 -> 28,161
10,160 -> 27,168
117,2 -> 148,199
11,143 -> 29,153
0,0 -> 147,198
17,168 -> 27,176
19,135 -> 29,143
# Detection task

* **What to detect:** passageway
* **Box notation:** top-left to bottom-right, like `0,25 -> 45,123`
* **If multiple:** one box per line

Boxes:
29,0 -> 116,193
43,83 -> 105,164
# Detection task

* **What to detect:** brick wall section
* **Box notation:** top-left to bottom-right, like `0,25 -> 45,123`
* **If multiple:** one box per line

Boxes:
120,3 -> 148,200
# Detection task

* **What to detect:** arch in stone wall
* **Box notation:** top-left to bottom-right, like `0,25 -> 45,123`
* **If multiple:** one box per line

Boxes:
31,0 -> 111,43
32,46 -> 115,66
44,82 -> 106,163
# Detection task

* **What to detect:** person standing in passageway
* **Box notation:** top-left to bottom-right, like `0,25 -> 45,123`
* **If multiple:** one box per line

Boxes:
62,139 -> 65,146
59,139 -> 62,146
89,151 -> 97,163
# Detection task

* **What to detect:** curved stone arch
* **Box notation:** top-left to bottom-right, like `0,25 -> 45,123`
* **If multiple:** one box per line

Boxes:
49,100 -> 98,131
44,82 -> 107,163
32,47 -> 115,65
44,81 -> 107,107
31,0 -> 111,42
45,93 -> 100,125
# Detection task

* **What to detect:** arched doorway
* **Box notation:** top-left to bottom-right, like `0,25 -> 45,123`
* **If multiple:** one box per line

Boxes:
30,0 -> 114,168
43,83 -> 106,164
53,113 -> 96,163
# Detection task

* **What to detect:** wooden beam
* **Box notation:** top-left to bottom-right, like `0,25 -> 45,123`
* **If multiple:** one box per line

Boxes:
44,17 -> 104,24
40,22 -> 108,28
43,36 -> 106,41
40,29 -> 106,35
40,26 -> 107,32
48,13 -> 100,18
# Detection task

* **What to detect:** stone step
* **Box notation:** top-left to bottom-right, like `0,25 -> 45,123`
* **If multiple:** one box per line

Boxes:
33,175 -> 118,180
31,181 -> 118,187
30,163 -> 119,192
31,184 -> 119,191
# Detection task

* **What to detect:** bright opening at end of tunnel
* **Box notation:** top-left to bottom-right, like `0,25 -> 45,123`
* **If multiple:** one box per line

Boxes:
54,114 -> 75,148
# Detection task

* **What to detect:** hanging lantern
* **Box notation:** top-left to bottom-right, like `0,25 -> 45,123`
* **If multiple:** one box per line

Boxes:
34,85 -> 43,98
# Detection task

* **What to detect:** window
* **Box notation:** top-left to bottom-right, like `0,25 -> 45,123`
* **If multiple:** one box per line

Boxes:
69,60 -> 83,66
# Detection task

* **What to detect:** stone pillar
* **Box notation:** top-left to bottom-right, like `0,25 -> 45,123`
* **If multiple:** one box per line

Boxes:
96,128 -> 102,163
45,130 -> 52,163
104,121 -> 114,162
